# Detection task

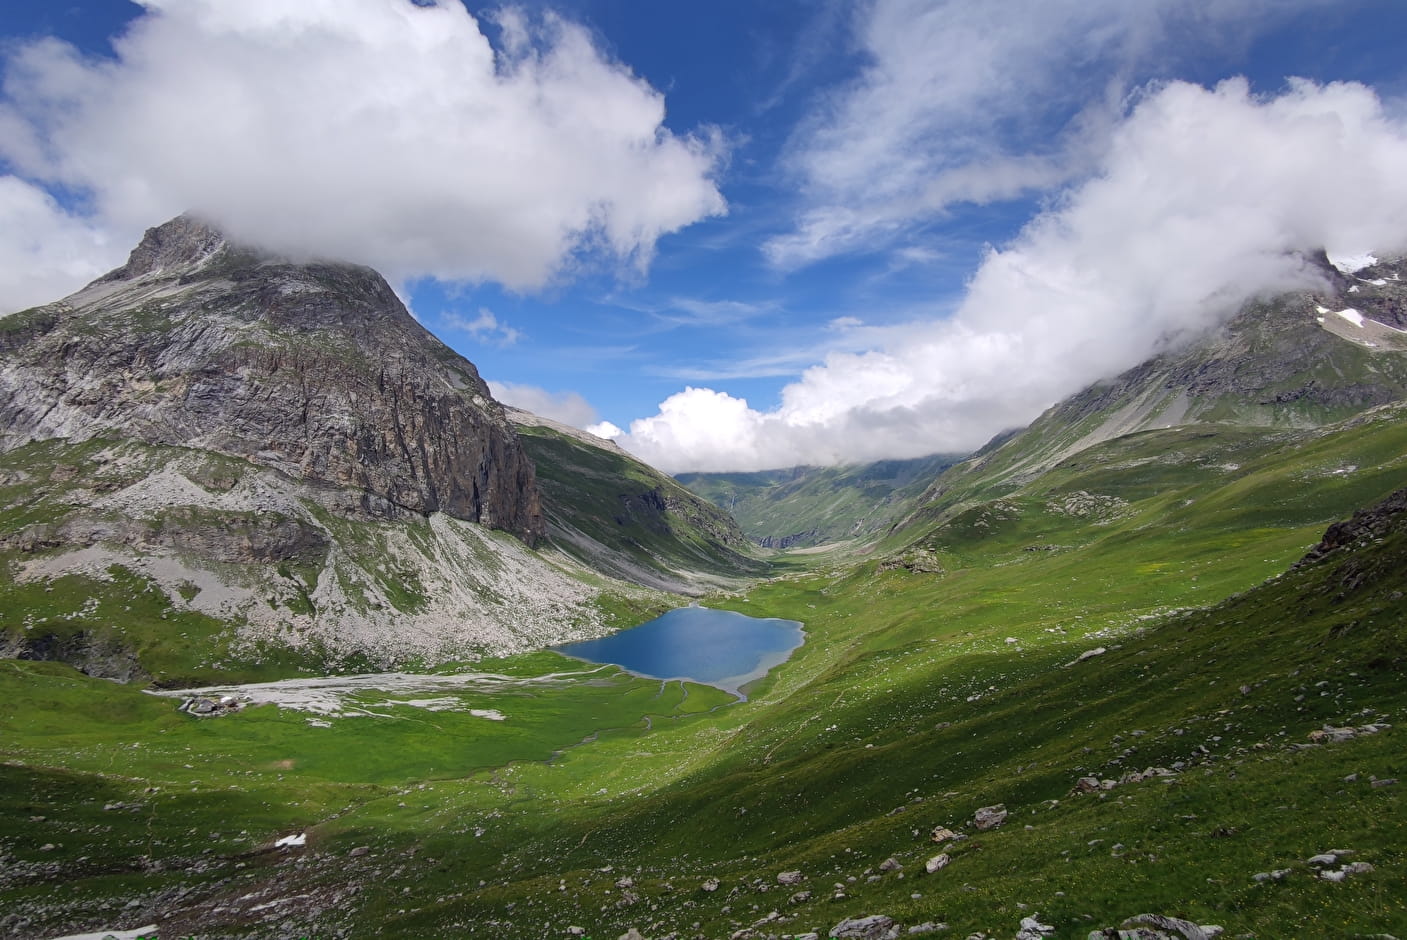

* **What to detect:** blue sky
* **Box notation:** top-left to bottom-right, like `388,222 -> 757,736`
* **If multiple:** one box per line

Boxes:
4,1 -> 1407,471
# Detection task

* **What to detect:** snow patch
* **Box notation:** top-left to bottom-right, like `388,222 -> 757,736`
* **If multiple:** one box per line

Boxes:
1328,251 -> 1377,274
274,832 -> 306,848
1335,308 -> 1366,328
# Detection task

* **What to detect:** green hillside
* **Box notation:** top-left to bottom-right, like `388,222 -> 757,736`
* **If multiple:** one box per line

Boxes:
514,417 -> 771,591
678,453 -> 959,549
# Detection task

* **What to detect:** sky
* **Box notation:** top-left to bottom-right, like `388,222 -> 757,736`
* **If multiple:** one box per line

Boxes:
4,1 -> 1407,472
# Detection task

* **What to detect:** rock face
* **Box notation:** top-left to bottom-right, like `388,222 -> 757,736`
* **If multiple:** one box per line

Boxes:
1297,486 -> 1407,566
0,215 -> 542,543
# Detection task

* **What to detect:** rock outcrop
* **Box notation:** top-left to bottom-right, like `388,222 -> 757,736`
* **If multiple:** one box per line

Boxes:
0,215 -> 543,543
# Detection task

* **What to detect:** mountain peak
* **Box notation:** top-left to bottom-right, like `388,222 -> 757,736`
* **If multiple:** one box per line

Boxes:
2,216 -> 545,543
99,214 -> 233,282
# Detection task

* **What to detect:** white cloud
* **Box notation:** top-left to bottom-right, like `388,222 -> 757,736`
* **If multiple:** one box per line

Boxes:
0,0 -> 725,311
620,78 -> 1407,472
766,0 -> 1335,268
585,420 -> 623,440
442,307 -> 522,347
488,380 -> 599,429
0,176 -> 124,312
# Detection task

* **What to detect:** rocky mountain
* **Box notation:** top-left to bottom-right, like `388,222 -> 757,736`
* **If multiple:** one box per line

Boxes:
0,217 -> 756,682
1,215 -> 542,541
901,251 -> 1407,528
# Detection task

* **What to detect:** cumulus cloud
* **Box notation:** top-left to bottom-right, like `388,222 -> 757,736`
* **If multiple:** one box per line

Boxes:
620,78 -> 1407,472
0,0 -> 725,312
442,307 -> 522,347
766,0 -> 1334,267
488,380 -> 600,429
0,176 -> 124,311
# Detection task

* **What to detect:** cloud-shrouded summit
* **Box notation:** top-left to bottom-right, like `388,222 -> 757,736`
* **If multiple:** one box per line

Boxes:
613,78 -> 1407,473
0,0 -> 725,310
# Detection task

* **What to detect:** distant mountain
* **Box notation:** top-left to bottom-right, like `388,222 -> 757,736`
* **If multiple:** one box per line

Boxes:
678,454 -> 960,549
0,217 -> 753,682
900,250 -> 1407,530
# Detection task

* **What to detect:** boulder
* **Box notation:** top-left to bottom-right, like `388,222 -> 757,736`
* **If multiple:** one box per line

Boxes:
924,854 -> 950,874
879,857 -> 902,872
972,804 -> 1007,831
1015,915 -> 1055,939
830,915 -> 902,939
778,870 -> 804,885
930,826 -> 958,843
1120,913 -> 1222,939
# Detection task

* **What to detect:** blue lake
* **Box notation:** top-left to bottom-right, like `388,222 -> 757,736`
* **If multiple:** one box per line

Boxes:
557,606 -> 805,698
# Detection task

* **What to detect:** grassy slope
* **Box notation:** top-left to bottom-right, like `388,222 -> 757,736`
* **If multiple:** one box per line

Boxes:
677,453 -> 959,548
2,408 -> 1406,937
518,423 -> 770,590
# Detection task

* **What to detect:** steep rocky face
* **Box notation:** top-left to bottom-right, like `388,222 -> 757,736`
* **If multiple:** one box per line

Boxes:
0,216 -> 542,543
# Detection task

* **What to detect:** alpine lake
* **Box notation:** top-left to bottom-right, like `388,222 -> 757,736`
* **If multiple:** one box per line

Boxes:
557,605 -> 805,699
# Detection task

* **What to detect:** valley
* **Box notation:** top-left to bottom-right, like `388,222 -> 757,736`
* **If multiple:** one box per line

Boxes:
1,223 -> 1405,940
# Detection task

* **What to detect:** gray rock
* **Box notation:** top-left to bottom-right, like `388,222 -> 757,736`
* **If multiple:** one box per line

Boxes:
972,804 -> 1007,831
924,854 -> 950,874
1015,915 -> 1055,939
930,826 -> 958,843
830,914 -> 901,939
879,857 -> 902,872
349,846 -> 369,857
1120,913 -> 1218,939
778,870 -> 804,885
